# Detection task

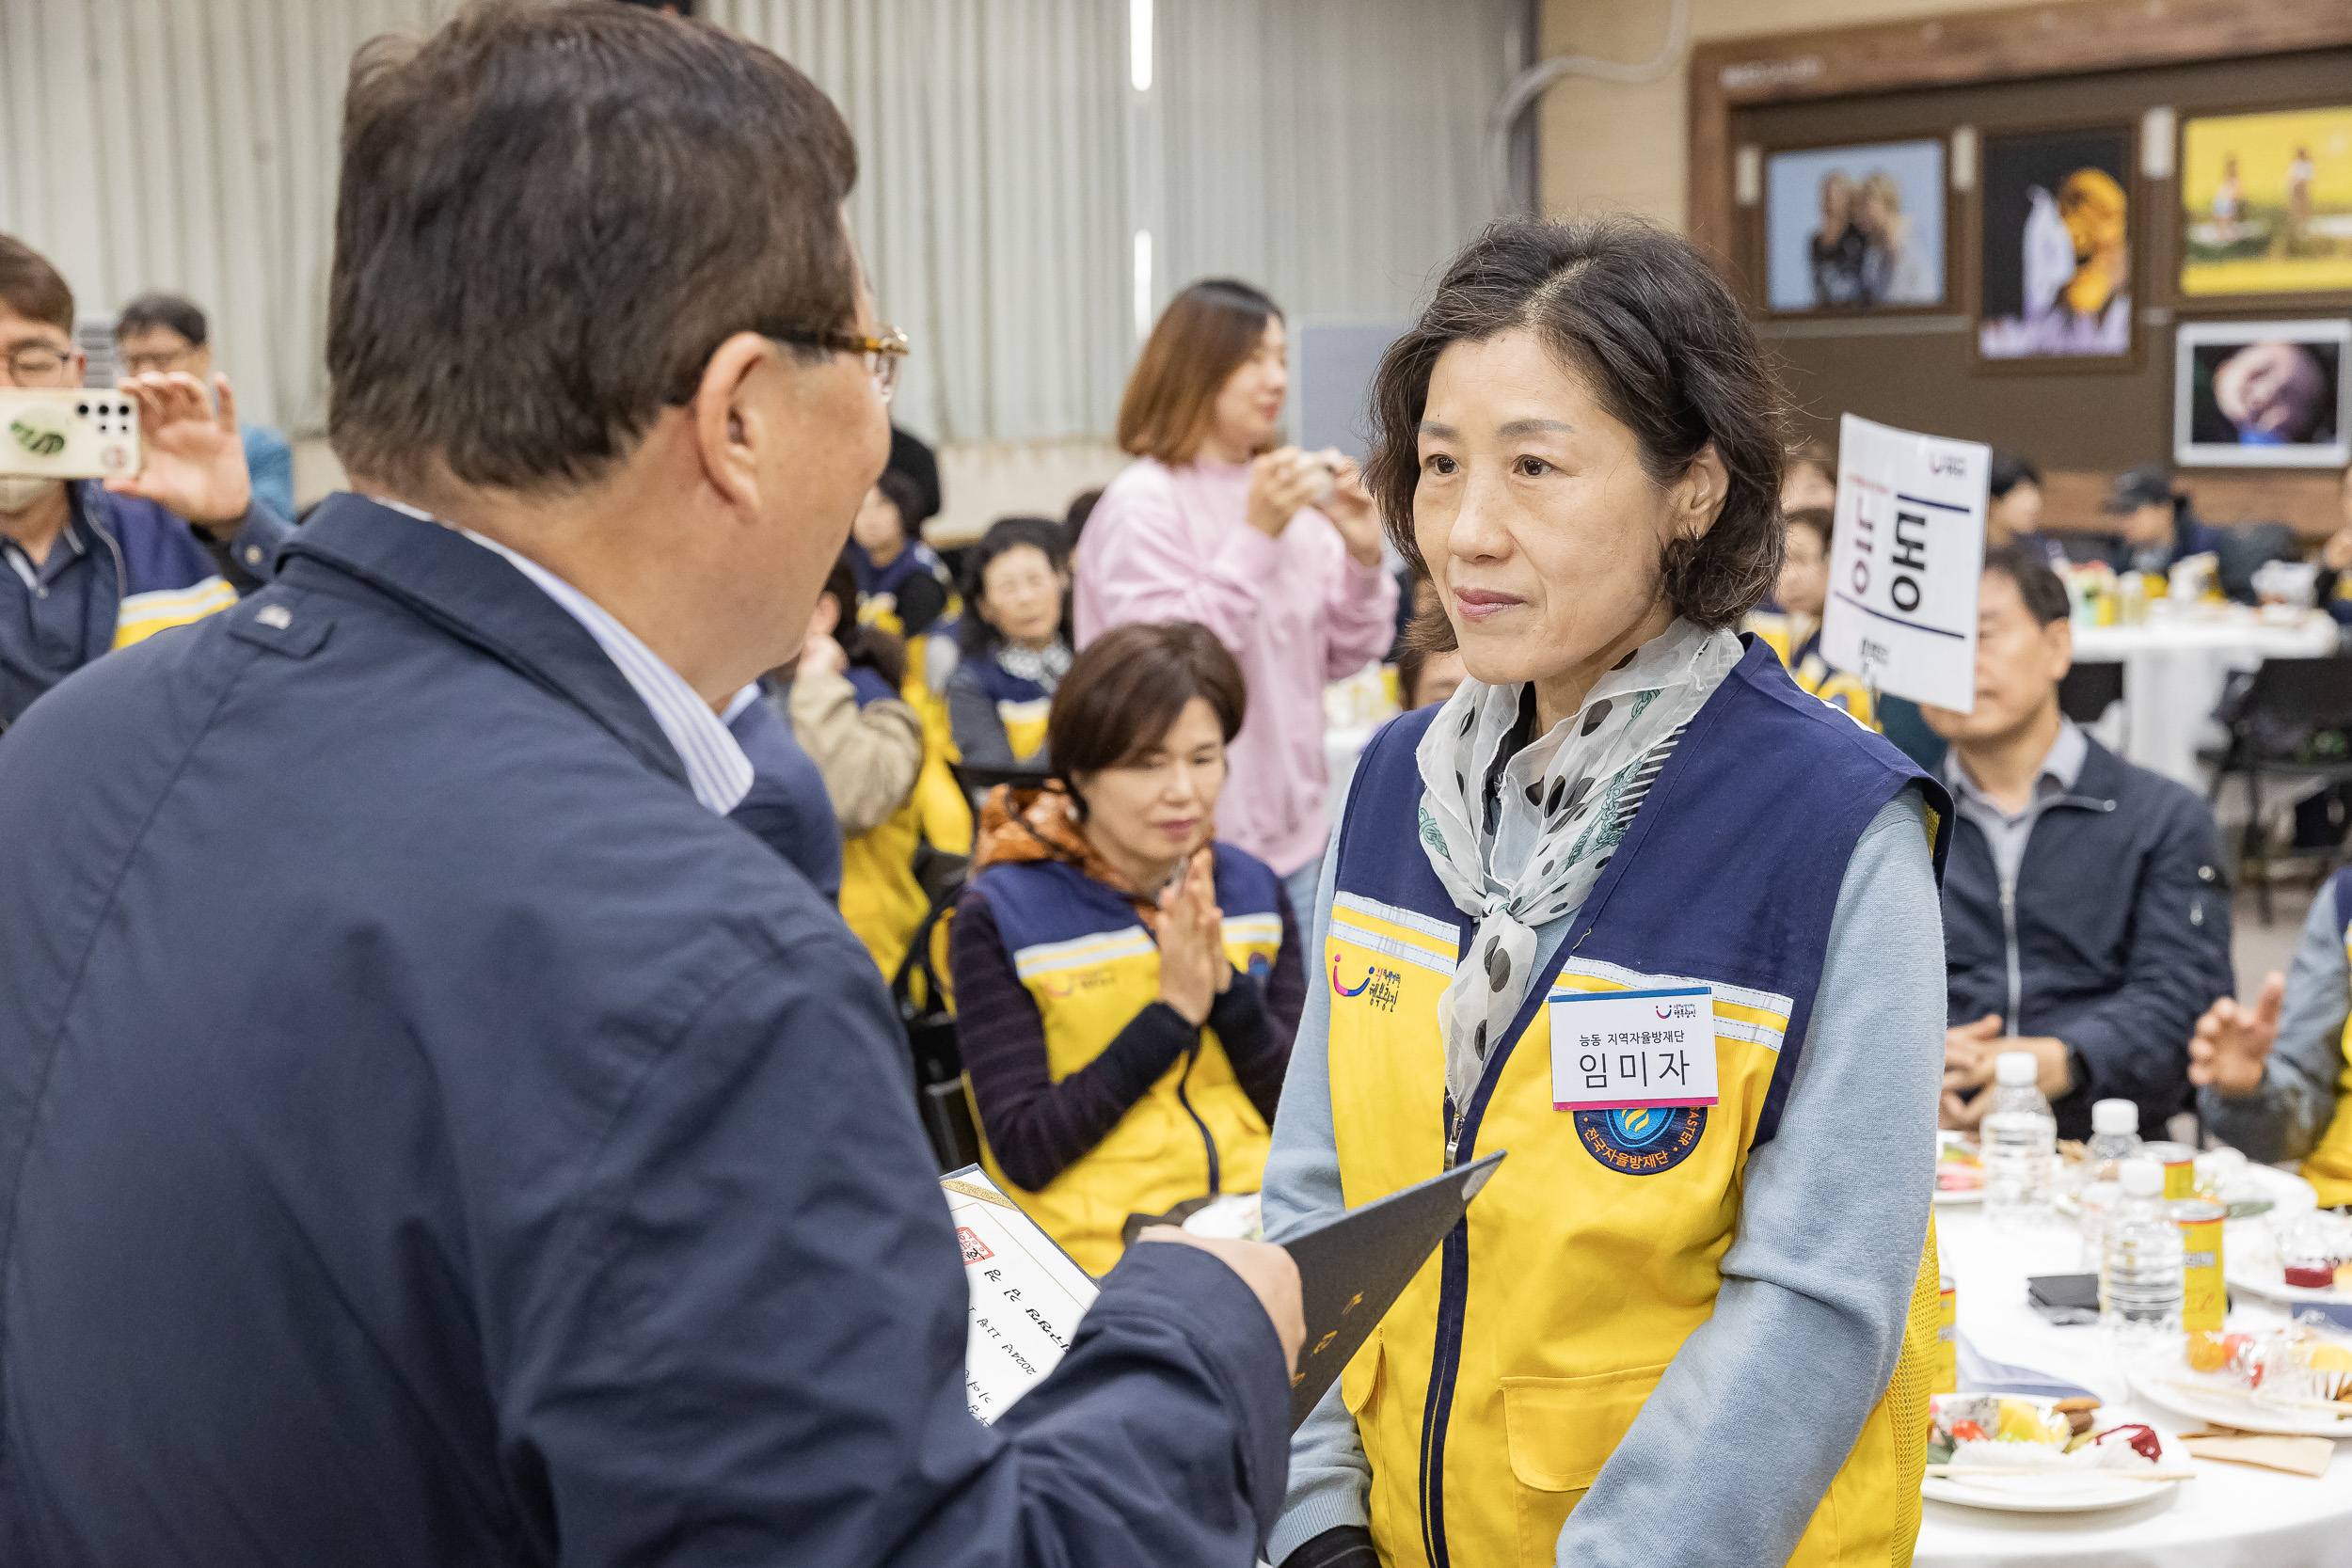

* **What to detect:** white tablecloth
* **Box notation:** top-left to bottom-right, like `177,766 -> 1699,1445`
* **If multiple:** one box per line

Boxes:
2070,611 -> 2340,790
1917,1204 -> 2350,1567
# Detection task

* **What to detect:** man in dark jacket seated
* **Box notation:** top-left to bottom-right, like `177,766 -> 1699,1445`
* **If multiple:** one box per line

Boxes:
0,8 -> 1301,1567
1927,544 -> 2235,1142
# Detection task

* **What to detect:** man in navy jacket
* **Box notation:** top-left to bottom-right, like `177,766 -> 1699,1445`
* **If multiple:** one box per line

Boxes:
1927,545 -> 2234,1142
0,9 -> 1298,1566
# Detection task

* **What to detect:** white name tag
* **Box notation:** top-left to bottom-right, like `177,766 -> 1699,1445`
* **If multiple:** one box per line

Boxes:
1549,987 -> 1718,1111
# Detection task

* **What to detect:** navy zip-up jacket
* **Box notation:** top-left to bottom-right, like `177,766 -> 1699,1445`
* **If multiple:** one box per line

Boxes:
1942,735 -> 2233,1141
0,494 -> 1288,1567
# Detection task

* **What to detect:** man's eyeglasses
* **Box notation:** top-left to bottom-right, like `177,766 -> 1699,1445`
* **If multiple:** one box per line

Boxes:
764,324 -> 909,404
3,344 -> 77,388
119,346 -> 198,377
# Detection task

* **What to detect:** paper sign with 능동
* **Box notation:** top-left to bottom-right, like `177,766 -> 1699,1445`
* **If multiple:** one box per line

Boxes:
941,1166 -> 1099,1425
1821,413 -> 1990,712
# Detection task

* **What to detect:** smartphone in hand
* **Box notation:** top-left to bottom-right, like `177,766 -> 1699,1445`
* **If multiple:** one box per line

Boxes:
0,389 -> 140,480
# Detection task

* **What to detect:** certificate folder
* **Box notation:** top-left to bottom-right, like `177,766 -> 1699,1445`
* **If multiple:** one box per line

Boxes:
1281,1151 -> 1505,1429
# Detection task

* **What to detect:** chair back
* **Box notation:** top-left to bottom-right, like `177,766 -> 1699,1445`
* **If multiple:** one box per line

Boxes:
2245,656 -> 2352,729
2058,661 -> 2123,724
890,863 -> 977,1169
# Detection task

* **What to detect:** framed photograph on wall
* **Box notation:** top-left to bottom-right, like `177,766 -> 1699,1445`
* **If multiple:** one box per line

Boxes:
1976,125 -> 2136,368
2180,104 -> 2352,300
1762,139 -> 1946,313
2173,319 -> 2349,468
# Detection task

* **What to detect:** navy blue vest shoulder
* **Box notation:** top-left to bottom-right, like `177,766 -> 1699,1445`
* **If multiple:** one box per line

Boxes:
967,653 -> 1052,707
974,842 -> 1283,957
1333,637 -> 1950,1145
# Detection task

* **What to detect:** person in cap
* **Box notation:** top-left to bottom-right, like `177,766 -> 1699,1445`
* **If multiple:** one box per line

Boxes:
2090,464 -> 2225,578
0,8 -> 1303,1564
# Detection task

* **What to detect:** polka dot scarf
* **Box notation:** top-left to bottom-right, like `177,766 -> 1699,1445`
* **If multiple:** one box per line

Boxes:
1412,617 -> 1742,1116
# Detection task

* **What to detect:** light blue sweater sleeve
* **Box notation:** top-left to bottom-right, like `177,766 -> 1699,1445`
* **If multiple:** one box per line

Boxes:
2198,880 -> 2347,1164
1262,785 -> 1945,1567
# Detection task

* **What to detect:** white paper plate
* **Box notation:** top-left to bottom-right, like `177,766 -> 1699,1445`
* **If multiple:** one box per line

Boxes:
1921,1471 -> 2179,1513
2225,1259 -> 2349,1310
2213,1164 -> 2319,1224
1932,1185 -> 1984,1206
2126,1361 -> 2352,1439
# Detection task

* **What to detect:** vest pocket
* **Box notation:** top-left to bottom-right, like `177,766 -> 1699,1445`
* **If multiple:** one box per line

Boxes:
1502,1364 -> 1670,1565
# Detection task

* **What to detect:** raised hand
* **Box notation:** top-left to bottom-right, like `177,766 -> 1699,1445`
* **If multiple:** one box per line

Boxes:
1311,447 -> 1384,567
1155,849 -> 1224,1025
103,372 -> 253,531
2188,973 -> 2283,1097
1245,446 -> 1327,541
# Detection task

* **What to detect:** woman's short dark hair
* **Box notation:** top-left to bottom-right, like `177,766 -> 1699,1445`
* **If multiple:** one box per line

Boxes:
1983,542 -> 2071,627
958,515 -> 1072,659
1049,624 -> 1245,810
328,2 -> 858,496
1117,279 -> 1281,466
873,468 -> 926,545
1989,451 -> 2042,500
1368,216 -> 1788,644
820,555 -> 907,690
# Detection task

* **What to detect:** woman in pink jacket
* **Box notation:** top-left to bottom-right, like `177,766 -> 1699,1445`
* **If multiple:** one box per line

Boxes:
1075,278 -> 1398,919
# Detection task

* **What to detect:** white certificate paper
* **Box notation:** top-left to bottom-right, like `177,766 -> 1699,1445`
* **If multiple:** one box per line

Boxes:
1548,987 -> 1718,1111
941,1166 -> 1101,1425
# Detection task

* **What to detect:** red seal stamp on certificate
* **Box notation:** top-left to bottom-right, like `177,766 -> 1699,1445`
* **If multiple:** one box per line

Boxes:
957,1227 -> 994,1264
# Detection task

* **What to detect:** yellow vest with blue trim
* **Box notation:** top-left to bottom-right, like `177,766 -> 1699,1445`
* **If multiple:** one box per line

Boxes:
1324,639 -> 1950,1568
1749,610 -> 1874,727
968,847 -> 1287,1275
837,666 -> 939,979
2297,864 -> 2352,1206
965,654 -> 1055,766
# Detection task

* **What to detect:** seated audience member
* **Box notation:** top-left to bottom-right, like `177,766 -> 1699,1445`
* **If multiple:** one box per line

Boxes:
1930,544 -> 2233,1141
2190,864 -> 2352,1205
2090,465 -> 2226,577
1063,485 -> 1103,551
0,236 -> 288,728
2317,465 -> 2352,629
1986,450 -> 2065,567
1393,637 -> 1466,712
1782,440 -> 1836,514
950,622 -> 1304,1275
888,423 -> 943,532
721,680 -> 842,900
850,467 -> 953,639
1748,505 -> 1873,724
790,558 -> 928,975
114,291 -> 295,525
947,515 -> 1071,774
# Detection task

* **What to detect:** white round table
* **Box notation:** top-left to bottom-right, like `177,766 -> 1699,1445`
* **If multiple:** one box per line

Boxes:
2069,610 -> 2339,791
1917,1202 -> 2351,1567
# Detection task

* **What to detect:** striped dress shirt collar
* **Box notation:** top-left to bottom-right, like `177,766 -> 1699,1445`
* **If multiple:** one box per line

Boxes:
363,498 -> 752,815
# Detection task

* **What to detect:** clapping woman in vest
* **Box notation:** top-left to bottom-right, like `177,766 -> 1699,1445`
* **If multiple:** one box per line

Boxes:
1264,218 -> 1954,1568
950,622 -> 1307,1275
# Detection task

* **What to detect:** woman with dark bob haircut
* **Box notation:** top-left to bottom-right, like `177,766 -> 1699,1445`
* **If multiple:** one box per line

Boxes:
1263,217 -> 1953,1568
949,622 -> 1306,1276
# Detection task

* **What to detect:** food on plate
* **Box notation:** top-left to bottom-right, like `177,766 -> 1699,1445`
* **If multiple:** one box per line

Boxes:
1924,1393 -> 2162,1474
2187,1330 -> 2232,1372
2286,1261 -> 2335,1289
2274,1211 -> 2351,1293
1936,1133 -> 1983,1193
2201,1323 -> 2352,1403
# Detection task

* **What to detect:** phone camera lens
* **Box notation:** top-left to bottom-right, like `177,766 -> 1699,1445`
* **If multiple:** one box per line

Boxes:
75,403 -> 89,416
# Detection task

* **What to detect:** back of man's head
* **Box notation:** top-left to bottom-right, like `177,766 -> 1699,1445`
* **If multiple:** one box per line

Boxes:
327,0 -> 857,499
0,235 -> 74,336
1982,541 -> 2070,628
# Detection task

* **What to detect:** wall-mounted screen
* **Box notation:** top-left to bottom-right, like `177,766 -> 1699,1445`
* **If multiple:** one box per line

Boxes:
2173,318 -> 2349,467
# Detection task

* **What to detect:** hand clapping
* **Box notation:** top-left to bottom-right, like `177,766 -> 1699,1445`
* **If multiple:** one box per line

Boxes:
2188,972 -> 2282,1098
1154,847 -> 1227,1025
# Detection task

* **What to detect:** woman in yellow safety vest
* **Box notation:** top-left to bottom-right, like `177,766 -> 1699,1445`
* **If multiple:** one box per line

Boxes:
1748,505 -> 1876,726
949,622 -> 1305,1275
1263,217 -> 1953,1568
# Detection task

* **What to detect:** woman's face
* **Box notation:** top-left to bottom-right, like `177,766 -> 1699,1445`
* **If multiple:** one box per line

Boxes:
1987,479 -> 2042,544
1776,523 -> 1828,619
1074,696 -> 1227,874
1413,329 -> 1720,705
1206,316 -> 1289,459
977,543 -> 1067,649
851,485 -> 906,562
1410,648 -> 1469,710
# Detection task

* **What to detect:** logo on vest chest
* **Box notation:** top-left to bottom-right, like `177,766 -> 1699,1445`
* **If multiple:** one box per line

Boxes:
1330,955 -> 1404,1013
1575,1105 -> 1708,1175
1039,966 -> 1120,1000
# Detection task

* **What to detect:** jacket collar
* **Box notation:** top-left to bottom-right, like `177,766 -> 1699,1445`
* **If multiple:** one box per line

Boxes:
279,493 -> 689,792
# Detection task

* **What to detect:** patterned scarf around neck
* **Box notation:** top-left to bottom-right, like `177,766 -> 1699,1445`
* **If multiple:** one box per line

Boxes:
1413,618 -> 1743,1116
973,781 -> 1208,931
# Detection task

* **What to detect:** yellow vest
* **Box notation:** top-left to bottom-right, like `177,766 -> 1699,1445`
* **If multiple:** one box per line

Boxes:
2298,890 -> 2352,1205
1323,651 -> 1944,1567
1747,611 -> 1875,728
969,854 -> 1286,1275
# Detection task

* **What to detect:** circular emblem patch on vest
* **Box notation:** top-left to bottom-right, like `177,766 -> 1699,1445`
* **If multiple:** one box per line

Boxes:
1574,1106 -> 1707,1176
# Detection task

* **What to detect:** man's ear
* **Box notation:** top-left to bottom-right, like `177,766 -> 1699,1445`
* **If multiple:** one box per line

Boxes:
1678,442 -> 1731,539
690,331 -> 781,517
2046,617 -> 2075,683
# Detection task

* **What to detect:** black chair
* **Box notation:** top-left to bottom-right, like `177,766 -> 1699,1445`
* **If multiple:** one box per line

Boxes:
2205,655 -> 2352,924
890,863 -> 981,1171
2057,661 -> 2124,726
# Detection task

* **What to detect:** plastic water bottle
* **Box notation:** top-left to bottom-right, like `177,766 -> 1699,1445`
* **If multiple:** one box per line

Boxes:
1980,1051 -> 2058,1228
2085,1098 -> 2141,1177
2102,1160 -> 2185,1356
